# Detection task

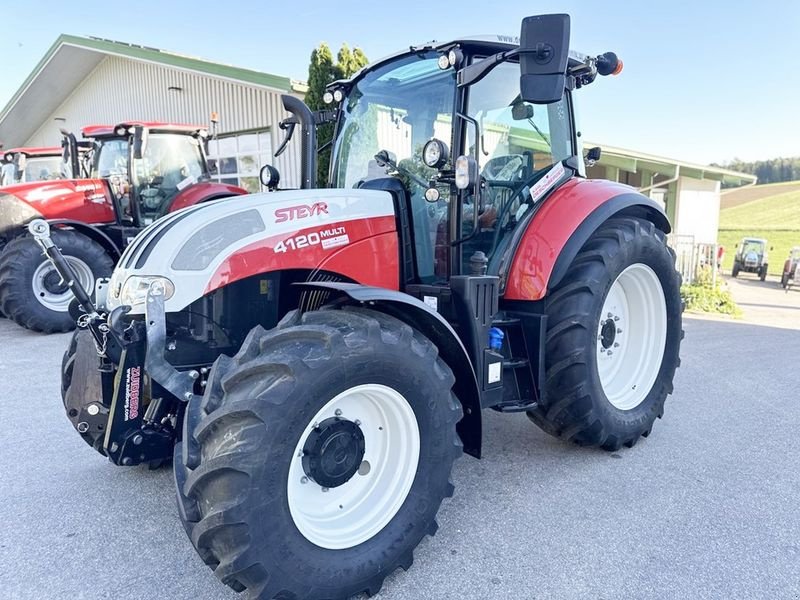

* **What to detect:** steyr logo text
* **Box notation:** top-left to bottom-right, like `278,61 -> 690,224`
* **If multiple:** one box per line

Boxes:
275,202 -> 328,223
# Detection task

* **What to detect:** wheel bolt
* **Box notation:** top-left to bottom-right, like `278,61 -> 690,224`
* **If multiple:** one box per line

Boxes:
334,409 -> 342,417
614,316 -> 620,321
354,419 -> 361,426
617,328 -> 622,334
614,343 -> 619,348
87,404 -> 100,416
321,487 -> 329,493
607,312 -> 613,318
300,476 -> 308,484
607,350 -> 613,356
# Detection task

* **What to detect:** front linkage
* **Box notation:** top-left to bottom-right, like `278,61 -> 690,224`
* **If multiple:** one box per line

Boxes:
29,219 -> 193,466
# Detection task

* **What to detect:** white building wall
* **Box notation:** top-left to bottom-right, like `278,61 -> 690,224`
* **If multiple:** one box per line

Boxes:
673,176 -> 721,244
24,55 -> 302,187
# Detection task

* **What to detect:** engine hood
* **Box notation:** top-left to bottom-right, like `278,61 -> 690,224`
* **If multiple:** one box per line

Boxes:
107,188 -> 397,315
0,179 -> 115,233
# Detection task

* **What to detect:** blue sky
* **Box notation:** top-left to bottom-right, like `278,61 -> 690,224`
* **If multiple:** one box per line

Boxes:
1,0 -> 798,164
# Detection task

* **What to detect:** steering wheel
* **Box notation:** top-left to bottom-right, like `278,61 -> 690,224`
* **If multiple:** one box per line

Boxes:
481,154 -> 525,181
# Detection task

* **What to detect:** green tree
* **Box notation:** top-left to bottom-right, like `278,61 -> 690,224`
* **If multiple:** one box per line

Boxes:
305,42 -> 369,186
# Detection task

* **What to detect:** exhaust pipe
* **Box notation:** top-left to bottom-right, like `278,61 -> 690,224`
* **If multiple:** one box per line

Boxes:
281,95 -> 317,189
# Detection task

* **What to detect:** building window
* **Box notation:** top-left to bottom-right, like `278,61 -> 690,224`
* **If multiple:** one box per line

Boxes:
207,130 -> 272,193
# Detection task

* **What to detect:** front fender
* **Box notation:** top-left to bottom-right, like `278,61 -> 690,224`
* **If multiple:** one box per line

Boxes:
296,281 -> 483,459
503,178 -> 670,300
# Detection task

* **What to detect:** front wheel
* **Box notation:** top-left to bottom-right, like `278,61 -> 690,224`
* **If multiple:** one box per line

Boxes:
732,263 -> 740,278
759,265 -> 768,281
527,217 -> 683,450
0,231 -> 112,333
175,307 -> 462,599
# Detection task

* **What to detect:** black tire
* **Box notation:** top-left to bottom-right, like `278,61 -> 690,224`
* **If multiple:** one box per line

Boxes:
175,306 -> 462,599
527,217 -> 683,451
0,231 -> 113,333
732,263 -> 740,278
759,266 -> 767,281
61,329 -> 108,455
781,273 -> 789,288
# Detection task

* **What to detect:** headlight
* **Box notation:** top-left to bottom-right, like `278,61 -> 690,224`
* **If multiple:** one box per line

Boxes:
454,155 -> 478,190
422,138 -> 449,169
119,276 -> 175,307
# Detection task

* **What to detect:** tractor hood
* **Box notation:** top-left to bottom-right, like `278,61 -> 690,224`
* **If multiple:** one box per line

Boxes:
107,189 -> 397,315
0,179 -> 115,235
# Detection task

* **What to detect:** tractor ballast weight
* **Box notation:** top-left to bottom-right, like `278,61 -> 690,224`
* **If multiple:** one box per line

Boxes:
46,13 -> 683,600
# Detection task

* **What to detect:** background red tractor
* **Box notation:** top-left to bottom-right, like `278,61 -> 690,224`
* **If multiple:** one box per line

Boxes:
0,122 -> 245,332
42,13 -> 682,600
0,146 -> 74,185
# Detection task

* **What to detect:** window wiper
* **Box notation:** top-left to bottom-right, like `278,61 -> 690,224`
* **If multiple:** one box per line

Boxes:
527,117 -> 550,148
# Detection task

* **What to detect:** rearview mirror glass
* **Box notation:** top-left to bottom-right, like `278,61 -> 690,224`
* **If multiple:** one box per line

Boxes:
519,14 -> 570,104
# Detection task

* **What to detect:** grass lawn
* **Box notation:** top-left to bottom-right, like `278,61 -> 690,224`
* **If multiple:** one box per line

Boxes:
718,182 -> 800,275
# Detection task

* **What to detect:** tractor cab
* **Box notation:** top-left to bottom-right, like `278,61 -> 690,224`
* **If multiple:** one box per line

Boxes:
80,122 -> 211,226
1,146 -> 66,184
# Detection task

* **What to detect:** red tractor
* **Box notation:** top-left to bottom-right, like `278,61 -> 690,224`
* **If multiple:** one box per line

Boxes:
0,122 -> 245,332
40,14 -> 682,600
0,146 -> 73,185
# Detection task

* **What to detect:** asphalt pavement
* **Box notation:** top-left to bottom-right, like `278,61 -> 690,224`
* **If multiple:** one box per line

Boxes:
0,280 -> 798,599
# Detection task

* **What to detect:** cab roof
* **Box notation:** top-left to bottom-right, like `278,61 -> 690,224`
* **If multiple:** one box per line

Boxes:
2,146 -> 62,157
81,121 -> 206,138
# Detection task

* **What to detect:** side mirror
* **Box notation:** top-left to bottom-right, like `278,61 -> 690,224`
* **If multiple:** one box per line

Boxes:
132,126 -> 148,160
260,164 -> 280,191
585,146 -> 602,165
519,14 -> 570,104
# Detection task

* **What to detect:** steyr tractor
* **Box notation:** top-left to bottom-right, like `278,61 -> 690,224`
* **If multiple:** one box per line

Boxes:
0,122 -> 245,332
39,14 -> 682,600
0,146 -> 75,185
731,237 -> 771,280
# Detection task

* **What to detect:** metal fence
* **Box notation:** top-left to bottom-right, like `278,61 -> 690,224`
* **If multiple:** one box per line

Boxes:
667,234 -> 719,286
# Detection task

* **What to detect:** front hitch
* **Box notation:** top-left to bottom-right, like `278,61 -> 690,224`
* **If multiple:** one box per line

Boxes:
30,219 -> 199,466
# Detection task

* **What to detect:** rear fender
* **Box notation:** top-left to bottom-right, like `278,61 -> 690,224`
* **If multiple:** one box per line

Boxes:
296,281 -> 483,458
504,178 -> 670,300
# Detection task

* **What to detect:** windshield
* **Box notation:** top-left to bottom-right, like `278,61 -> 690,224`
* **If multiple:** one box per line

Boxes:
331,52 -> 456,281
22,156 -> 63,182
742,241 -> 764,255
132,133 -> 207,224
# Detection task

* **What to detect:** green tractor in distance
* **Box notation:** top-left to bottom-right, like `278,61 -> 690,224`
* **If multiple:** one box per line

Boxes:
732,237 -> 771,280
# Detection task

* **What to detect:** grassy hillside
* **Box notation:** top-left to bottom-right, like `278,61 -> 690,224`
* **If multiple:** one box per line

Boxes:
718,185 -> 800,275
719,188 -> 800,229
721,180 -> 800,209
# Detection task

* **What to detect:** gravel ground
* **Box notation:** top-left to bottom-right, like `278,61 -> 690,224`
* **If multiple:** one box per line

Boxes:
0,283 -> 798,599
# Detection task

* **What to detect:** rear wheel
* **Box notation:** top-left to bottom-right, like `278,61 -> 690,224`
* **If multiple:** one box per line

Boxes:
782,272 -> 789,288
175,307 -> 462,599
732,262 -> 740,278
527,217 -> 683,450
759,266 -> 767,281
0,231 -> 112,333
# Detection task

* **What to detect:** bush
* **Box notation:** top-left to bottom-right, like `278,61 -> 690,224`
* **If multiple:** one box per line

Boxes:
681,282 -> 741,316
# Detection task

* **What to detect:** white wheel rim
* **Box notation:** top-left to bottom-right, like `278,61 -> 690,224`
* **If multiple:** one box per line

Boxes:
287,384 -> 420,549
31,257 -> 94,311
596,263 -> 667,410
